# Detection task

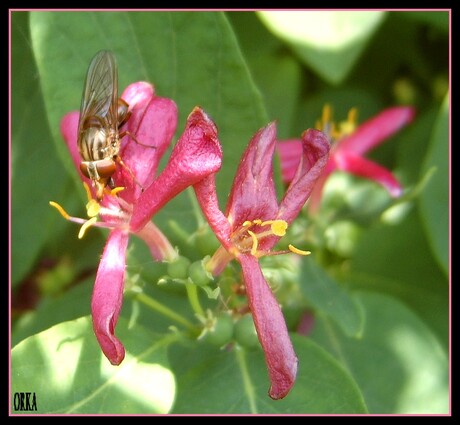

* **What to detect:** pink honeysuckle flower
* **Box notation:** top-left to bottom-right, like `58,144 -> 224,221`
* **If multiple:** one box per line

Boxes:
277,105 -> 416,213
51,82 -> 222,365
193,123 -> 330,399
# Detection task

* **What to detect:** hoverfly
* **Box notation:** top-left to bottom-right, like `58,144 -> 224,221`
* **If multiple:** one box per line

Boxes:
77,50 -> 135,201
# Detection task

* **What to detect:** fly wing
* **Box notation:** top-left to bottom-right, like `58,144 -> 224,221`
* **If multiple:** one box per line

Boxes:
78,50 -> 118,133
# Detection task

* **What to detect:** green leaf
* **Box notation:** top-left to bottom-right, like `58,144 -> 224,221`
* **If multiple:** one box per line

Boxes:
418,95 -> 449,275
169,336 -> 367,414
11,11 -> 74,285
401,11 -> 449,33
29,11 -> 267,228
311,292 -> 449,414
396,106 -> 440,184
257,11 -> 386,84
228,12 -> 303,139
11,316 -> 177,414
12,278 -> 93,348
349,209 -> 448,347
299,258 -> 364,337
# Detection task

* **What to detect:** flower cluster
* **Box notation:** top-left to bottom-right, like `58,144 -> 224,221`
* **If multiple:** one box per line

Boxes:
52,82 -> 222,365
52,81 -> 413,401
193,124 -> 330,399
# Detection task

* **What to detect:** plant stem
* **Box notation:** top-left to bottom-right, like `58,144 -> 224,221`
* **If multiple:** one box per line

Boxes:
235,347 -> 258,414
134,292 -> 197,333
185,283 -> 205,316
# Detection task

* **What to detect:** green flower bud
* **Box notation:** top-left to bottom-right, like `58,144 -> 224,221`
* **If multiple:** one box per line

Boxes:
202,312 -> 234,347
167,255 -> 191,280
234,314 -> 259,349
189,259 -> 213,287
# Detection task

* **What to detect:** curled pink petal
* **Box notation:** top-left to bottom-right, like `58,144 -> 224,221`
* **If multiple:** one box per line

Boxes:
193,174 -> 233,249
118,83 -> 178,192
276,139 -> 303,184
278,129 -> 330,224
239,254 -> 298,400
193,119 -> 331,399
335,151 -> 403,197
306,173 -> 330,214
338,106 -> 415,155
121,81 -> 155,109
135,220 -> 177,262
130,107 -> 223,232
58,82 -> 213,368
226,123 -> 280,226
91,229 -> 129,365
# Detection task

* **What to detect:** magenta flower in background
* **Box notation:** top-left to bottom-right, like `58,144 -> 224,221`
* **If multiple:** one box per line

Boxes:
193,123 -> 330,399
277,106 -> 416,213
54,82 -> 223,365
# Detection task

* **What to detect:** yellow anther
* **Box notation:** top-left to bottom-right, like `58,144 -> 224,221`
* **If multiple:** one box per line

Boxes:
348,107 -> 358,124
49,201 -> 71,220
262,220 -> 287,237
316,104 -> 338,138
110,186 -> 125,196
83,181 -> 101,217
240,219 -> 289,239
78,217 -> 98,239
339,107 -> 358,136
272,221 -> 287,236
322,103 -> 332,125
230,218 -> 310,259
86,199 -> 101,218
316,104 -> 359,141
288,244 -> 311,256
247,230 -> 258,256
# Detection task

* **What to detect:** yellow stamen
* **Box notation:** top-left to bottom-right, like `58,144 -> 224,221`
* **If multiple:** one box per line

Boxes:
348,107 -> 358,124
288,244 -> 311,256
322,103 -> 332,125
236,219 -> 291,256
78,217 -> 98,239
230,218 -> 313,260
86,199 -> 100,218
316,104 -> 339,138
316,104 -> 359,141
49,201 -> 71,220
339,107 -> 358,136
247,230 -> 258,255
110,186 -> 125,196
82,182 -> 101,217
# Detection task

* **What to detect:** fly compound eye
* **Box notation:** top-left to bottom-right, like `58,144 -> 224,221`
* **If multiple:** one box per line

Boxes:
80,162 -> 91,179
80,159 -> 116,181
95,159 -> 117,179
